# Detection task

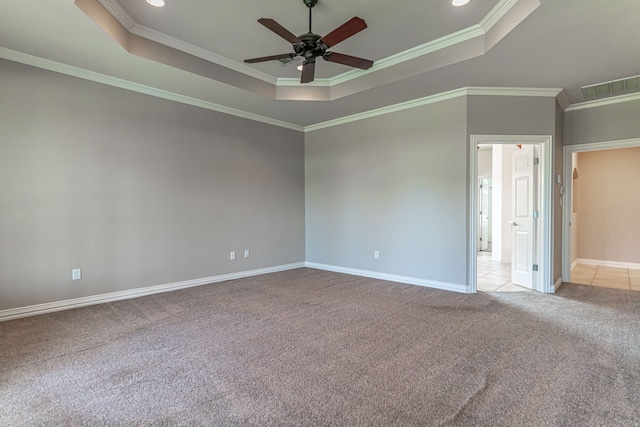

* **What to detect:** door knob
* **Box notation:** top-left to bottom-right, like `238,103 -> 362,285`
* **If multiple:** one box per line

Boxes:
508,220 -> 518,227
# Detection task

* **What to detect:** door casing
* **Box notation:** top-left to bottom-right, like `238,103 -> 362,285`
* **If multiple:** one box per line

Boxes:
469,135 -> 554,294
561,137 -> 640,282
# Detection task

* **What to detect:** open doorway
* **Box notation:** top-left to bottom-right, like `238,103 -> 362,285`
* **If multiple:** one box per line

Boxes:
476,144 -> 522,292
469,135 -> 554,294
562,138 -> 640,291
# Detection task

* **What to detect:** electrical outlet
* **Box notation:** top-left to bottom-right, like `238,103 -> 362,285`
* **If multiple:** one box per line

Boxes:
72,268 -> 82,280
230,251 -> 235,260
374,250 -> 380,259
244,250 -> 250,259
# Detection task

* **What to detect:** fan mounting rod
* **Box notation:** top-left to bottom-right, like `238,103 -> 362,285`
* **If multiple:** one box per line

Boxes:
303,0 -> 318,33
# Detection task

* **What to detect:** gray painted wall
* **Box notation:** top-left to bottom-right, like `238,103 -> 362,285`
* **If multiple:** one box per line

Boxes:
1,58 -> 570,312
306,98 -> 469,286
565,99 -> 640,146
306,95 -> 562,289
0,60 -> 305,311
467,95 -> 562,284
467,96 -> 557,136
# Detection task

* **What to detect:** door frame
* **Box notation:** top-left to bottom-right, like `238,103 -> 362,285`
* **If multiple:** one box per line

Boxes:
561,137 -> 640,282
478,175 -> 492,251
469,135 -> 554,294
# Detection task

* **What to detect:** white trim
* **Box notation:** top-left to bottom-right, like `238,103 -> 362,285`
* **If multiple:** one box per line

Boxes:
561,138 -> 640,282
305,87 -> 561,132
571,259 -> 579,271
565,91 -> 640,112
131,23 -> 277,85
0,263 -> 305,322
470,135 -> 554,294
556,90 -> 571,111
305,262 -> 468,294
0,48 -> 304,132
1,46 -> 562,133
467,87 -> 562,98
97,0 -> 136,30
576,258 -> 640,270
305,88 -> 467,132
277,78 -> 332,87
99,0 -> 527,89
554,277 -> 564,291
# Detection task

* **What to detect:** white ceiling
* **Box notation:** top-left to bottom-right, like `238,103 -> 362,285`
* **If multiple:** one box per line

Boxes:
1,0 -> 640,128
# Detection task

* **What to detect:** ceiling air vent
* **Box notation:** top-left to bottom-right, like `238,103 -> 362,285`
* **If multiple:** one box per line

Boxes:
582,75 -> 640,100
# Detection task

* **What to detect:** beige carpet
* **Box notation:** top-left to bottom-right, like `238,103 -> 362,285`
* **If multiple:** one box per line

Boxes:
1,268 -> 639,426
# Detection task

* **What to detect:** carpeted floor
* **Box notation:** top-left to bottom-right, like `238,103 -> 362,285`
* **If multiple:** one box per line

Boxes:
1,268 -> 639,426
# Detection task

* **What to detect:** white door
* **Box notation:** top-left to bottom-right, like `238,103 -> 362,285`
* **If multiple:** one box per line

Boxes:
511,145 -> 536,288
479,178 -> 490,251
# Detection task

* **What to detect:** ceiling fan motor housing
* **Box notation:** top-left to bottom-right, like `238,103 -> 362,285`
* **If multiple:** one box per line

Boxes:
303,0 -> 318,8
297,33 -> 325,62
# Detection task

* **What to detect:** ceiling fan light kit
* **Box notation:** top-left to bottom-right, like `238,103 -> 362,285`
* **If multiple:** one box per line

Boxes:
146,0 -> 166,7
244,0 -> 374,83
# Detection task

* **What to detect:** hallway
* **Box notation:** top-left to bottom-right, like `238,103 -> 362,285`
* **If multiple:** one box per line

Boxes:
571,263 -> 640,291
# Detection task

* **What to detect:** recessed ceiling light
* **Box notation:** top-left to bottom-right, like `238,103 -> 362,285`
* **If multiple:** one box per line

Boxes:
146,0 -> 166,7
452,0 -> 470,6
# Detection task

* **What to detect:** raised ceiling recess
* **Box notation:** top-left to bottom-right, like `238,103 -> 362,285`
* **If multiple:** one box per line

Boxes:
75,0 -> 540,101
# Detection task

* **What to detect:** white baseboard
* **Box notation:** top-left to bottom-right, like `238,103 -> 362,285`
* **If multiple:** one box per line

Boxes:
0,262 -> 305,322
576,258 -> 640,270
571,259 -> 579,271
554,277 -> 563,292
305,262 -> 468,294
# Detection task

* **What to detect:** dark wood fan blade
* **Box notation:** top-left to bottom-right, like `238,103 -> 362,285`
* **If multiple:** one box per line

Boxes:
319,17 -> 367,48
324,52 -> 373,70
301,61 -> 316,84
258,18 -> 301,44
244,53 -> 295,64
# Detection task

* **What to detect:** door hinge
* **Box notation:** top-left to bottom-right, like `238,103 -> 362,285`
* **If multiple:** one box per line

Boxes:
533,210 -> 539,218
533,264 -> 539,272
534,157 -> 540,165
480,237 -> 483,241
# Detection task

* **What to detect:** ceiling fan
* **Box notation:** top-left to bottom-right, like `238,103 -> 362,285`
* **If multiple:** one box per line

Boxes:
244,0 -> 374,84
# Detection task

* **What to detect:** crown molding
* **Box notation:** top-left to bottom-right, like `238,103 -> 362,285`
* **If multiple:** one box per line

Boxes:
0,48 -> 303,132
565,91 -> 640,112
2,47 -> 569,133
481,0 -> 519,29
467,87 -> 562,97
98,0 -> 135,30
277,77 -> 331,87
556,89 -> 571,111
305,87 -> 562,132
97,0 -> 529,91
290,0 -> 524,87
98,0 -> 276,84
305,88 -> 468,132
130,23 -> 277,85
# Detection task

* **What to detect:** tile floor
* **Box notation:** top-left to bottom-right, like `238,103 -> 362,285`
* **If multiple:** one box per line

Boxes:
571,263 -> 640,291
477,252 -> 531,292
